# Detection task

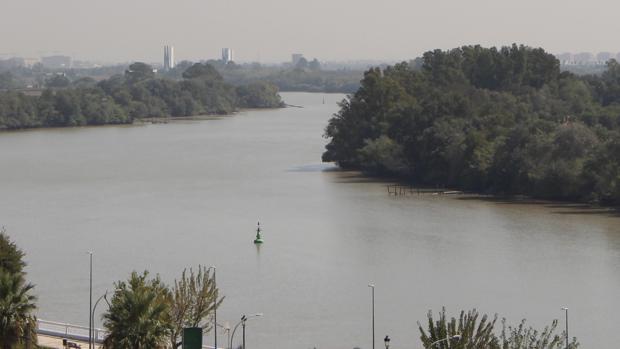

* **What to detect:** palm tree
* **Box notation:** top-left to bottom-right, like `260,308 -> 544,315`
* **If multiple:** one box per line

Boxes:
419,308 -> 579,349
0,270 -> 37,349
418,308 -> 499,349
102,271 -> 172,349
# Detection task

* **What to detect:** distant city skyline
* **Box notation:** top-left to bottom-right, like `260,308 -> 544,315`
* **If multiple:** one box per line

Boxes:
3,49 -> 620,68
1,0 -> 619,63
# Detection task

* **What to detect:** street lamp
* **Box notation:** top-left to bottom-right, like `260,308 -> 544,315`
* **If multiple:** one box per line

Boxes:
384,335 -> 390,349
562,307 -> 569,349
91,291 -> 110,344
229,313 -> 263,349
88,251 -> 93,349
368,284 -> 375,349
216,322 -> 231,349
430,335 -> 461,348
207,266 -> 217,349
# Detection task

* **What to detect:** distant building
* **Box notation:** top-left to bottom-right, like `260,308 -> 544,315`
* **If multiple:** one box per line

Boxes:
23,58 -> 40,67
41,55 -> 72,69
573,52 -> 593,64
163,45 -> 175,71
556,52 -> 572,64
596,52 -> 613,63
222,48 -> 234,63
0,57 -> 25,69
292,53 -> 304,66
72,60 -> 100,69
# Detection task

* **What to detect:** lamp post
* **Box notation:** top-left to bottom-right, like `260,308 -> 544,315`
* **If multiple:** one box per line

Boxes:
229,313 -> 262,349
430,335 -> 461,348
88,251 -> 93,349
91,291 -> 110,345
562,307 -> 569,349
208,266 -> 217,349
384,335 -> 390,349
368,284 -> 375,349
216,322 -> 231,349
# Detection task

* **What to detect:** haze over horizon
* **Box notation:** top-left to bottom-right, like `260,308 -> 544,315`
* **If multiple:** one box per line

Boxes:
2,0 -> 619,63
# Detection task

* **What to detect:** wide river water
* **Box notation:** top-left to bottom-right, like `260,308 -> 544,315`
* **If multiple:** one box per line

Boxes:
1,92 -> 619,349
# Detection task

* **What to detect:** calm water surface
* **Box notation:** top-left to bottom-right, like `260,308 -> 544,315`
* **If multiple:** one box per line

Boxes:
1,92 -> 619,349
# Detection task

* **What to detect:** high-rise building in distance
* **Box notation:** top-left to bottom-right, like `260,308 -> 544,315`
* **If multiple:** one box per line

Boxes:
222,48 -> 234,63
596,52 -> 613,63
163,45 -> 175,71
41,55 -> 72,69
292,53 -> 304,65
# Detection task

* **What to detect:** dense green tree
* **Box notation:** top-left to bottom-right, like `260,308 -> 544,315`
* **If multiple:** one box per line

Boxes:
103,271 -> 172,349
0,230 -> 37,349
323,44 -> 620,203
45,74 -> 71,88
125,62 -> 155,83
0,72 -> 17,90
308,58 -> 321,71
295,57 -> 309,70
72,77 -> 97,88
0,228 -> 25,275
182,63 -> 223,81
236,82 -> 283,108
0,61 -> 282,130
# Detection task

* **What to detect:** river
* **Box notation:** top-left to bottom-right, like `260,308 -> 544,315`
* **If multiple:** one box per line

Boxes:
1,92 -> 619,349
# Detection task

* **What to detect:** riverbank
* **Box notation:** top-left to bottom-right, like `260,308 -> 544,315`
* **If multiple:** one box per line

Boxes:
0,105 -> 290,132
334,167 -> 620,211
0,63 -> 284,130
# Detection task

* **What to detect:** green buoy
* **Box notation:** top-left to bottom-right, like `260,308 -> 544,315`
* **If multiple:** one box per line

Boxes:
253,222 -> 264,244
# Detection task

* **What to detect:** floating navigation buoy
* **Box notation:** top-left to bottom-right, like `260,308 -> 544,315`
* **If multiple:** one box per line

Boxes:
253,222 -> 264,244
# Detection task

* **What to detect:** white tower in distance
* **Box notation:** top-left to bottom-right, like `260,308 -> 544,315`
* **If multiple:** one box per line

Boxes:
164,45 -> 175,70
222,48 -> 234,64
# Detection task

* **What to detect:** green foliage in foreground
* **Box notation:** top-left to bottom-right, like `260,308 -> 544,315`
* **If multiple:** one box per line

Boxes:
419,308 -> 578,349
0,62 -> 283,130
103,271 -> 171,349
103,266 -> 223,349
323,44 -> 620,204
0,229 -> 37,349
169,266 -> 223,349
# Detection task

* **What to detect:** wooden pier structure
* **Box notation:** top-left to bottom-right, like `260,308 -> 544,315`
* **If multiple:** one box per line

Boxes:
386,184 -> 463,196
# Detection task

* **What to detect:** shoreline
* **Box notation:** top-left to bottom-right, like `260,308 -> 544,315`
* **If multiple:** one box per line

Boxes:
328,167 -> 620,211
0,106 -> 289,133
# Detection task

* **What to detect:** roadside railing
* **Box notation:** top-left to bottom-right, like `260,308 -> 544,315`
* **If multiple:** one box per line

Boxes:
37,319 -> 222,348
37,319 -> 108,343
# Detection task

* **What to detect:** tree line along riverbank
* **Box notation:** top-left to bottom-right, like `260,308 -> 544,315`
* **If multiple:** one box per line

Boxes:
0,62 -> 284,130
323,44 -> 620,204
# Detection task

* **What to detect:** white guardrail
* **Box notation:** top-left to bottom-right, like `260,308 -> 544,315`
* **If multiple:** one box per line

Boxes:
37,319 -> 107,343
37,320 -> 218,349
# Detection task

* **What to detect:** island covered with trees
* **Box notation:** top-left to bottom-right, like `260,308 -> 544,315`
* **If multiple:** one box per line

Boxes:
323,44 -> 620,204
0,62 -> 283,130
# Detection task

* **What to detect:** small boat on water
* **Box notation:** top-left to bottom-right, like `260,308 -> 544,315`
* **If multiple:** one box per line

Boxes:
254,222 -> 264,244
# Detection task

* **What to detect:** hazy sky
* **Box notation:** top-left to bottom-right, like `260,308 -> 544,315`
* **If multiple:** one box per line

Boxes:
1,0 -> 619,63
